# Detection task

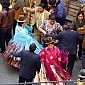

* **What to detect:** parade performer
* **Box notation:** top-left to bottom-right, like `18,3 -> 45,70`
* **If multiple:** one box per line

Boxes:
38,37 -> 70,85
3,15 -> 43,68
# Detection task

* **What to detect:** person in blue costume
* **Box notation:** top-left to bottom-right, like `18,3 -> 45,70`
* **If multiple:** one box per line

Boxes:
11,15 -> 43,54
3,15 -> 43,68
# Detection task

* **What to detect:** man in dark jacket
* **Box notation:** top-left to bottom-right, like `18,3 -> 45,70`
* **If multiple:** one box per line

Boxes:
12,43 -> 41,85
55,0 -> 66,26
46,25 -> 83,76
0,0 -> 15,53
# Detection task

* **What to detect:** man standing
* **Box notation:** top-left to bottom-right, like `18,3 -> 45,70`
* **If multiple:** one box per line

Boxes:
0,0 -> 15,53
12,43 -> 41,85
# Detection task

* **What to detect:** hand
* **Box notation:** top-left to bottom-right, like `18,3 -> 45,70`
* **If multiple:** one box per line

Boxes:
23,7 -> 27,13
41,52 -> 45,56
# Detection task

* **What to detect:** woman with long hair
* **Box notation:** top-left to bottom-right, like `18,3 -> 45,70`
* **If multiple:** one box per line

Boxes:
72,11 -> 85,60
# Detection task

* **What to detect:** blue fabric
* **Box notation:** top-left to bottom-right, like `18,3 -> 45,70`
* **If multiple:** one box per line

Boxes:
55,0 -> 66,21
78,0 -> 85,4
10,24 -> 43,54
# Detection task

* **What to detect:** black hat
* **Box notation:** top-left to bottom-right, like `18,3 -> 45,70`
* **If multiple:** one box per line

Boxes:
49,14 -> 55,20
44,37 -> 55,45
17,15 -> 26,22
39,3 -> 45,9
49,0 -> 56,5
78,69 -> 85,78
29,43 -> 37,51
1,1 -> 10,8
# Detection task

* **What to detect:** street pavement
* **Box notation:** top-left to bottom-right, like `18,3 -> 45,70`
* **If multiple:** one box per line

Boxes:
0,53 -> 82,85
0,53 -> 19,85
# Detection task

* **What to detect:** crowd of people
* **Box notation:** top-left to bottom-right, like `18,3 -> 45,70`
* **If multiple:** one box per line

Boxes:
0,0 -> 85,85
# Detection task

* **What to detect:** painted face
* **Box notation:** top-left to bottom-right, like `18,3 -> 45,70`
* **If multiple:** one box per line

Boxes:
78,14 -> 84,21
38,7 -> 44,13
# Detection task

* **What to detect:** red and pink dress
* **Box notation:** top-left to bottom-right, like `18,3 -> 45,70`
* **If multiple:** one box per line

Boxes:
39,46 -> 70,85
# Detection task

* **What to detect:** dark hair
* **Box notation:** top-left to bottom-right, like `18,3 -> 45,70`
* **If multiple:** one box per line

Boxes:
49,0 -> 56,5
18,22 -> 24,26
1,1 -> 10,10
41,0 -> 48,4
1,1 -> 10,16
29,43 -> 36,52
76,11 -> 84,20
63,25 -> 70,30
39,3 -> 46,9
49,14 -> 55,20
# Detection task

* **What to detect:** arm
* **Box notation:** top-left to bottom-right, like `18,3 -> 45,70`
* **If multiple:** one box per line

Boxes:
23,7 -> 35,13
45,34 -> 57,39
55,23 -> 63,33
38,26 -> 46,35
38,21 -> 47,35
77,27 -> 85,34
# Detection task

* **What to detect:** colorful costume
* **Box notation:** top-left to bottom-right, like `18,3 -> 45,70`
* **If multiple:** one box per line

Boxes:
39,46 -> 70,85
3,24 -> 43,68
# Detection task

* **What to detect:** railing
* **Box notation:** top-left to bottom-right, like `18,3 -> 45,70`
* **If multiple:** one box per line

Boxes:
0,80 -> 85,85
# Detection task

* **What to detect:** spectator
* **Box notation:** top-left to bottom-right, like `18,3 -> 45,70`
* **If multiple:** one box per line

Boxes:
11,43 -> 41,85
77,25 -> 85,69
39,14 -> 63,35
23,3 -> 50,43
54,0 -> 66,26
11,0 -> 30,35
0,0 -> 15,53
72,11 -> 85,59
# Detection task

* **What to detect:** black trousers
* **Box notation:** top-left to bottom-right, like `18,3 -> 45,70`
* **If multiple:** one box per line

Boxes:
67,54 -> 76,75
78,41 -> 83,59
0,28 -> 12,52
19,76 -> 33,85
13,20 -> 17,35
81,48 -> 85,69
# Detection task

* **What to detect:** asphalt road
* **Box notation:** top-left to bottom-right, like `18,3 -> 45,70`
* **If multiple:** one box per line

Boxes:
0,53 -> 19,85
0,53 -> 82,85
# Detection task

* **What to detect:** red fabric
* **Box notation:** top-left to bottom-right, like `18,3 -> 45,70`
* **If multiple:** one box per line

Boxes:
3,43 -> 16,59
39,46 -> 70,84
